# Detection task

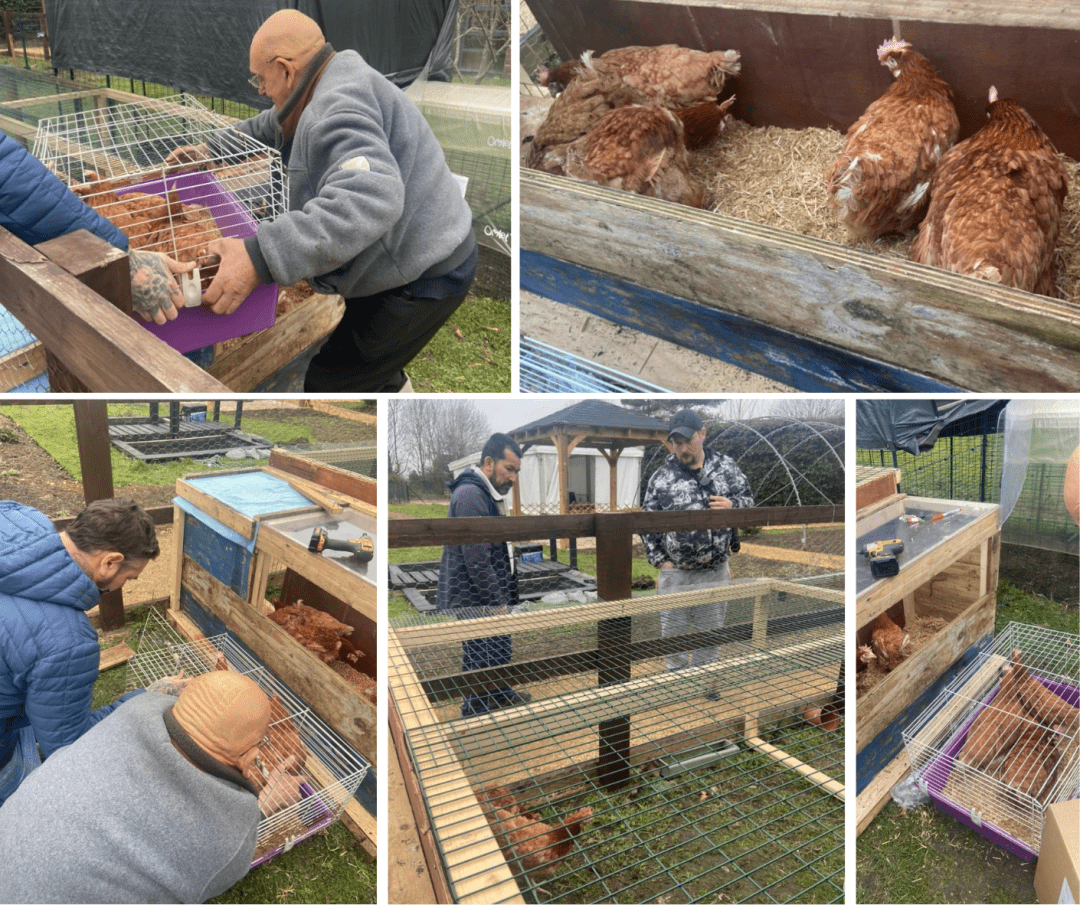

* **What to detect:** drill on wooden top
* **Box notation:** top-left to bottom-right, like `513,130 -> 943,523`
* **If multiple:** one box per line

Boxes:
863,538 -> 904,578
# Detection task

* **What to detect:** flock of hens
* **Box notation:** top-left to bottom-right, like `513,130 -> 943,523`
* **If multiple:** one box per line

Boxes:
528,39 -> 1068,297
957,648 -> 1078,807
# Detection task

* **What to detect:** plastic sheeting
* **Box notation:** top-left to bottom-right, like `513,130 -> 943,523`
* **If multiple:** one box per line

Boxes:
855,400 -> 1007,456
46,0 -> 458,104
999,401 -> 1080,549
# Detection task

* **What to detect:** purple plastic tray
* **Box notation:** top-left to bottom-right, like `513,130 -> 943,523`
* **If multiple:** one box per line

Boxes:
922,675 -> 1079,862
250,781 -> 336,868
120,170 -> 277,354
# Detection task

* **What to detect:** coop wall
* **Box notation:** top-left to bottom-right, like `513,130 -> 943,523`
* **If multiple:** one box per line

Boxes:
856,501 -> 1000,825
171,503 -> 378,845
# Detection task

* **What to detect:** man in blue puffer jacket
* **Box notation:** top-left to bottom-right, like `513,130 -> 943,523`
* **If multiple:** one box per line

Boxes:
0,497 -> 161,804
0,132 -> 194,324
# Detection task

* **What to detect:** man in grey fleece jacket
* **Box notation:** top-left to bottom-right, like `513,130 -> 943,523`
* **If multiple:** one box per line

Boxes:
0,671 -> 306,904
170,10 -> 477,392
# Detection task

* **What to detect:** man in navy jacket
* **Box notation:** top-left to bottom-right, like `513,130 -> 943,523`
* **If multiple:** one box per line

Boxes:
438,433 -> 531,716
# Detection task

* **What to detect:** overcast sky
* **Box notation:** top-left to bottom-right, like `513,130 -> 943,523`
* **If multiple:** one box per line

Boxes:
470,397 -> 573,434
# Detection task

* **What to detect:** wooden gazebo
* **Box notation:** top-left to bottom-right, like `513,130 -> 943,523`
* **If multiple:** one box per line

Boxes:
508,400 -> 670,515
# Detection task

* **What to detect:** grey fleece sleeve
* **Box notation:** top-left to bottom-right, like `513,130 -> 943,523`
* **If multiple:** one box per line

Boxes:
250,107 -> 407,288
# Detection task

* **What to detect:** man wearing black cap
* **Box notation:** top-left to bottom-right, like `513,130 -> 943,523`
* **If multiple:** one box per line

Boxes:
642,410 -> 753,697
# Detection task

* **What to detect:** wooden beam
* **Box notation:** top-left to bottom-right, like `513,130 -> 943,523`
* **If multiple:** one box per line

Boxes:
521,170 -> 1080,392
744,736 -> 845,800
98,642 -> 135,671
268,449 -> 377,508
0,229 -> 227,392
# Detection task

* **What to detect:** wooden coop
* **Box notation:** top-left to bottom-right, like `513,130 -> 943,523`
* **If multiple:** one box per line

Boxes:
521,2 -> 1080,392
0,77 -> 344,392
389,506 -> 845,904
855,465 -> 1001,834
165,451 -> 378,855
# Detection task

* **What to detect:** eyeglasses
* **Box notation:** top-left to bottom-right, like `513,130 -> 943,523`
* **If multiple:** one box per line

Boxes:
247,56 -> 291,91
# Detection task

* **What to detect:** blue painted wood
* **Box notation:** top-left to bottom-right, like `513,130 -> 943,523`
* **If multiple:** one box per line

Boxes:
856,631 -> 996,794
179,591 -> 377,820
522,249 -> 959,393
181,512 -> 252,599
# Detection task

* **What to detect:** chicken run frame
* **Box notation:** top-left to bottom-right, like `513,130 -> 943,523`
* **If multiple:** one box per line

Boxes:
389,505 -> 845,904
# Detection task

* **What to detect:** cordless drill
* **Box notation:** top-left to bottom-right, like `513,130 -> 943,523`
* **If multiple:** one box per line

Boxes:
863,538 -> 904,579
308,526 -> 374,563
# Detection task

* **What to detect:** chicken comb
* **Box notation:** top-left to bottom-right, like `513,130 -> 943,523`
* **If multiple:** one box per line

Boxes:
876,37 -> 911,61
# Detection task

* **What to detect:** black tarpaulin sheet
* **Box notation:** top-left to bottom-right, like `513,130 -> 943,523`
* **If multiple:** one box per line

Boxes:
46,0 -> 456,103
856,400 -> 1008,455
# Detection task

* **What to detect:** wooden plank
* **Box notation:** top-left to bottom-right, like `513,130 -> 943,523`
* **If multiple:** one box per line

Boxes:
856,751 -> 909,837
181,556 -> 376,764
299,399 -> 378,425
170,504 -> 185,613
394,579 -> 841,646
856,472 -> 901,515
98,642 -> 135,671
175,477 -> 256,540
744,736 -> 845,799
737,542 -> 845,570
269,448 -> 378,508
0,342 -> 45,391
389,505 -> 841,547
388,629 -> 441,732
254,525 -> 376,623
521,171 -> 1080,392
0,229 -> 227,392
207,290 -> 344,391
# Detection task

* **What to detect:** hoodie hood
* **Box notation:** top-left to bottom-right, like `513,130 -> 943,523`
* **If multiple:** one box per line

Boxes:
0,502 -> 99,612
447,465 -> 504,500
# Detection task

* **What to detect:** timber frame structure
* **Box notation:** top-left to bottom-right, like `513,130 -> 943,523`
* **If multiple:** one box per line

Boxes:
389,504 -> 844,903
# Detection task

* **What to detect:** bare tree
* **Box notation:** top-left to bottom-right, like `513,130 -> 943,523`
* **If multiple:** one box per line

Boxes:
453,0 -> 510,82
768,398 -> 845,422
389,398 -> 492,476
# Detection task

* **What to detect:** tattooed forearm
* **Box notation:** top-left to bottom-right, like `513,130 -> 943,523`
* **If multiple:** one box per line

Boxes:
129,250 -> 181,324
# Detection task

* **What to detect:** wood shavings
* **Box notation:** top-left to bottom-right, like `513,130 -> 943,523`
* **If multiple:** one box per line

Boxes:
690,119 -> 1080,303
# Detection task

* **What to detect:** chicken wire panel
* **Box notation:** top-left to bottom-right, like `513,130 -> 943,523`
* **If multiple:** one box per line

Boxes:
903,622 -> 1080,859
127,608 -> 371,866
391,580 -> 845,903
520,336 -> 672,393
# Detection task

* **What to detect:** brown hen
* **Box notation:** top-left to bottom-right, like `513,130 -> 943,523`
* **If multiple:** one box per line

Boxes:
826,38 -> 958,240
564,105 -> 704,207
527,44 -> 740,175
490,805 -> 593,879
870,611 -> 912,671
146,202 -> 223,291
269,601 -> 354,664
910,87 -> 1068,296
537,58 -> 587,97
958,650 -> 1030,771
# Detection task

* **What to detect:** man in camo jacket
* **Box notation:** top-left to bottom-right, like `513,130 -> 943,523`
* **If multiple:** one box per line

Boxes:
642,410 -> 753,696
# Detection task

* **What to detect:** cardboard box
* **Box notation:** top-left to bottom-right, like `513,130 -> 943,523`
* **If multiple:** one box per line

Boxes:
1035,800 -> 1079,904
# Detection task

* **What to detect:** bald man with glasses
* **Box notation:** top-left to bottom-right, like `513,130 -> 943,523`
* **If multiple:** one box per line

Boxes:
168,10 -> 477,393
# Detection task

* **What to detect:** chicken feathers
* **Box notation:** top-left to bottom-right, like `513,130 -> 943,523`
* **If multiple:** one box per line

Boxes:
910,87 -> 1068,296
826,38 -> 958,240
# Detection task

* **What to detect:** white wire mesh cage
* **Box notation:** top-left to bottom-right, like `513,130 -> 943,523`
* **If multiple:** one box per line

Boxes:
32,94 -> 286,295
903,622 -> 1079,858
127,608 -> 371,866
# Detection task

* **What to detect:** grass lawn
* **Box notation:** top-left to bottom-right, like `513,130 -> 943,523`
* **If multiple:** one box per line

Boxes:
405,296 -> 511,392
93,605 -> 375,904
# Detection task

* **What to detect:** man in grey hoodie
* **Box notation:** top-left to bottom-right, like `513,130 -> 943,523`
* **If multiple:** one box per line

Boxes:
169,9 -> 477,392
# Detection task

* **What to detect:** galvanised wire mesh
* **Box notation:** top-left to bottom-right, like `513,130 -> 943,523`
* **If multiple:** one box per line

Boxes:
390,580 -> 845,903
903,622 -> 1079,858
127,608 -> 372,866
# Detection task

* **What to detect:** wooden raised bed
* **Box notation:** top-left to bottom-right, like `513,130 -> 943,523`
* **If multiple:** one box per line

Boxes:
522,2 -> 1080,391
855,491 -> 1000,833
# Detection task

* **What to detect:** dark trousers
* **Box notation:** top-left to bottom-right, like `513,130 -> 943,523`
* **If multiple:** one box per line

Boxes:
461,635 -> 513,715
304,275 -> 472,393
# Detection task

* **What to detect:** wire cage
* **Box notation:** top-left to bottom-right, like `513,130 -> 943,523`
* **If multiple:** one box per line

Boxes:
127,609 -> 371,866
28,94 -> 286,351
390,579 -> 845,903
903,622 -> 1080,860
